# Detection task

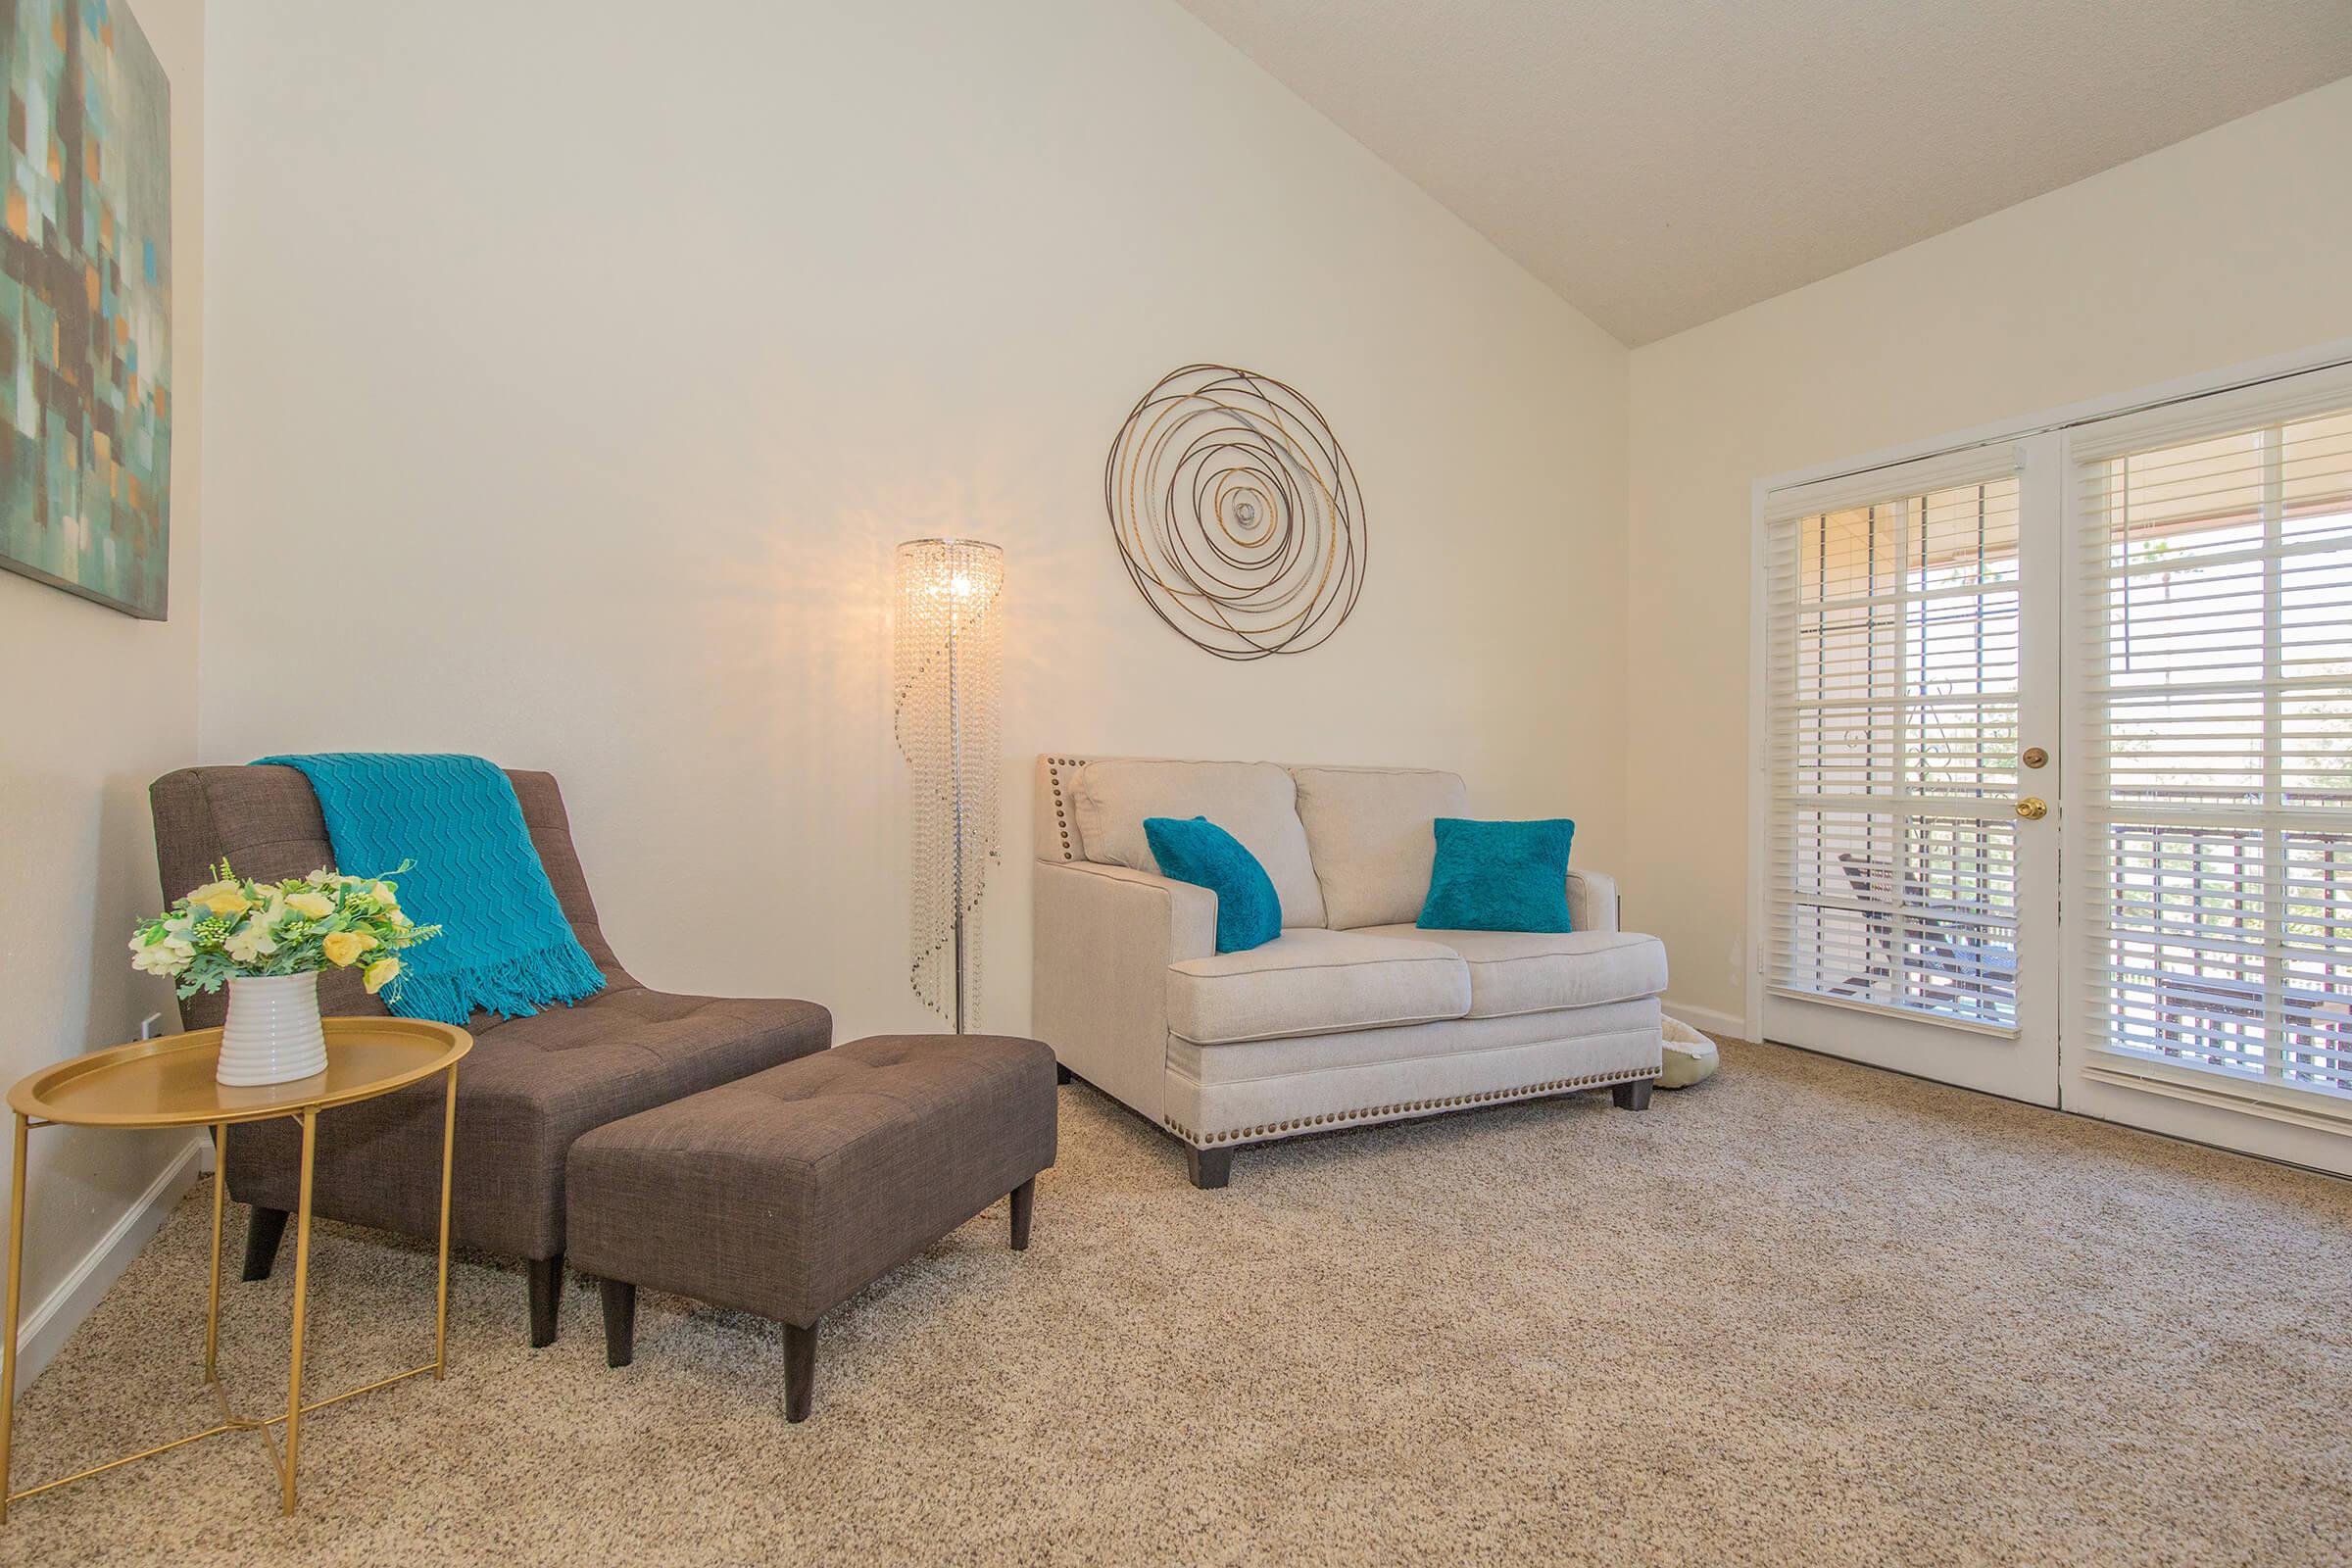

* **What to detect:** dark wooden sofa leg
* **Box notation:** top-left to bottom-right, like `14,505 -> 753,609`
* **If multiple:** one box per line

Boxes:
528,1254 -> 564,1347
601,1280 -> 636,1367
1009,1178 -> 1035,1250
241,1205 -> 290,1281
1055,1062 -> 1073,1085
1186,1147 -> 1232,1190
783,1320 -> 817,1423
1612,1078 -> 1656,1111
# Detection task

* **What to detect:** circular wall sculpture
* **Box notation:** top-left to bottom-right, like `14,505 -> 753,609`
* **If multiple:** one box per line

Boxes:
1102,364 -> 1367,661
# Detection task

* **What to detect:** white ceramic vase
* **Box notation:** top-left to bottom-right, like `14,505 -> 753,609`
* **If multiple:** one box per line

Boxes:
218,972 -> 329,1087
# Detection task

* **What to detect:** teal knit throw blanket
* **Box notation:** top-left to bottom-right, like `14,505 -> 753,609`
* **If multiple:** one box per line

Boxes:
253,754 -> 606,1026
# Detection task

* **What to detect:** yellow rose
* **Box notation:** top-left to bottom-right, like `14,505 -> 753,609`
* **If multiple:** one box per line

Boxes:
320,930 -> 377,967
362,956 -> 402,996
187,880 -> 253,917
370,881 -> 400,908
284,892 -> 336,920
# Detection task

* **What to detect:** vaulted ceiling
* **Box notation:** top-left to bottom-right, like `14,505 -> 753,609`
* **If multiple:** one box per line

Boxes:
1174,0 -> 2352,345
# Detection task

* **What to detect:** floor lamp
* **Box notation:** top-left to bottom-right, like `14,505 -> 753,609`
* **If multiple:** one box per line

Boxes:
891,537 -> 1004,1033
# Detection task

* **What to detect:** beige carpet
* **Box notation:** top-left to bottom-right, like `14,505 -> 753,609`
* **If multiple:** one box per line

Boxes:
4,1038 -> 2350,1567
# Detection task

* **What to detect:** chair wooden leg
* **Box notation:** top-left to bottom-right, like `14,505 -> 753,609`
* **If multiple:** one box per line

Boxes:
1186,1147 -> 1232,1190
1612,1078 -> 1655,1111
528,1254 -> 564,1348
1009,1178 -> 1035,1250
599,1279 -> 636,1367
783,1320 -> 817,1423
241,1205 -> 289,1282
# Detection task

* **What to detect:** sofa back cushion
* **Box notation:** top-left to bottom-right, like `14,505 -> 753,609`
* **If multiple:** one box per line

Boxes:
1291,766 -> 1470,929
1071,760 -> 1327,928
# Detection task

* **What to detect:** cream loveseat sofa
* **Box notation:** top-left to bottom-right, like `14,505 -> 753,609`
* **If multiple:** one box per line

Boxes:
1031,756 -> 1669,1188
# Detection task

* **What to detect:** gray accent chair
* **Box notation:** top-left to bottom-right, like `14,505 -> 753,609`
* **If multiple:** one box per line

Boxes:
149,765 -> 833,1345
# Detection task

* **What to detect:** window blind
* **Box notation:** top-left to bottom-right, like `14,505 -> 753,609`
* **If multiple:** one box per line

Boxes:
1764,457 -> 2025,1030
2072,389 -> 2352,1098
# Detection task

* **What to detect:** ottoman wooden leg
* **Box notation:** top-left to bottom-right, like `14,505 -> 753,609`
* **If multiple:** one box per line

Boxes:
601,1280 -> 636,1367
1186,1148 -> 1232,1190
783,1320 -> 817,1423
1611,1078 -> 1655,1111
1009,1178 -> 1035,1251
1054,1063 -> 1073,1085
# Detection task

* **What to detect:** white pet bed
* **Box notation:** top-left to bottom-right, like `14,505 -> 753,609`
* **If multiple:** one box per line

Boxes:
1659,1016 -> 1720,1089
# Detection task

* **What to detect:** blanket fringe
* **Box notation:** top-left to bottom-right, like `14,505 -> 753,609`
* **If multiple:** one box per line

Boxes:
388,939 -> 606,1025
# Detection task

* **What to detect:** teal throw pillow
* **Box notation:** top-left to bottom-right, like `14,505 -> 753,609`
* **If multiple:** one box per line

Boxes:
1417,817 -> 1576,933
1144,815 -> 1283,954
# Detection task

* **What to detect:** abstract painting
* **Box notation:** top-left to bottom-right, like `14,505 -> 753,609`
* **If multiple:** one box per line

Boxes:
1,0 -> 171,618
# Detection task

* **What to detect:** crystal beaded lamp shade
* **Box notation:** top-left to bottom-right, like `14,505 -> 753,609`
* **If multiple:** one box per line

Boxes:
891,538 -> 1004,1030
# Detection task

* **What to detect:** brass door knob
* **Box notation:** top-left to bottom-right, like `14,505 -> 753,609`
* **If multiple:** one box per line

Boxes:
2015,797 -> 2048,820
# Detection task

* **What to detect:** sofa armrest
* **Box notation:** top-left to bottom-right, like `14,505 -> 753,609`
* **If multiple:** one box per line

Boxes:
1032,860 -> 1215,1123
1567,867 -> 1619,934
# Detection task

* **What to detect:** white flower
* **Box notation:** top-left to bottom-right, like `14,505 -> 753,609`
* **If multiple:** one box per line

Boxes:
225,914 -> 280,966
130,930 -> 196,978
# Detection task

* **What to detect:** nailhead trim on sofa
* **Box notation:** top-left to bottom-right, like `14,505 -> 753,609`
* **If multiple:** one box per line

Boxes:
1160,1067 -> 1653,1149
1044,756 -> 1086,861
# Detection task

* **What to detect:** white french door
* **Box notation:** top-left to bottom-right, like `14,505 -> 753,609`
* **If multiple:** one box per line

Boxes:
1760,441 -> 2064,1103
1757,356 -> 2352,1168
2061,368 -> 2352,1160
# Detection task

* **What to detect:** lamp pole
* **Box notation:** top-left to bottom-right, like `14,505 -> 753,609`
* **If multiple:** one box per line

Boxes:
948,588 -> 965,1035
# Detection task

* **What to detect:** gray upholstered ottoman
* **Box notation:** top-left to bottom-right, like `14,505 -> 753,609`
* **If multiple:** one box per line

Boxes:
565,1034 -> 1056,1421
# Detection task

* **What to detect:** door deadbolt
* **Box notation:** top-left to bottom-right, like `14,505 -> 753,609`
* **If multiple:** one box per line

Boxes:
2015,797 -> 2048,820
2023,746 -> 2048,769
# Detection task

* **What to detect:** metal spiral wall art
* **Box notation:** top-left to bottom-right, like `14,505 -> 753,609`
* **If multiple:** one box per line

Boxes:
1103,364 -> 1367,660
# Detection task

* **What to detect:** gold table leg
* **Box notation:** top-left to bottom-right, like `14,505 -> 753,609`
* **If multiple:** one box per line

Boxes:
0,1113 -> 28,1526
434,1066 -> 457,1378
280,1108 -> 318,1516
204,1123 -> 227,1379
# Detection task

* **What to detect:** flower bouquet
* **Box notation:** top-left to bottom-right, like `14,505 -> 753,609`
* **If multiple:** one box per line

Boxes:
130,861 -> 443,1086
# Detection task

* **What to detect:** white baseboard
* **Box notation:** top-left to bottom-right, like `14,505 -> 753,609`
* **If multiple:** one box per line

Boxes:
15,1134 -> 206,1389
1664,1000 -> 1748,1040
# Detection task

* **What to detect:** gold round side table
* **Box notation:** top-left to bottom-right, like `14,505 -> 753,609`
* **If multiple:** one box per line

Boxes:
0,1017 -> 469,1521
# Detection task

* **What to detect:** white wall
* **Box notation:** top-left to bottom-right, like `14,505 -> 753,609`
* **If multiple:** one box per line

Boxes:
1628,76 -> 2352,1029
0,0 -> 204,1379
197,0 -> 1629,1042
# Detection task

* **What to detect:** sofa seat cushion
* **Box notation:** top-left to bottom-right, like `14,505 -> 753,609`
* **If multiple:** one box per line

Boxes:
1362,926 -> 1669,1019
1166,928 -> 1471,1046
